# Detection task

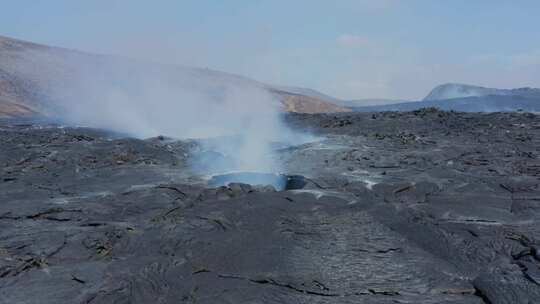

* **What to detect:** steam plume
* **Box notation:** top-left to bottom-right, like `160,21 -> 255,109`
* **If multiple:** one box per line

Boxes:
9,47 -> 298,176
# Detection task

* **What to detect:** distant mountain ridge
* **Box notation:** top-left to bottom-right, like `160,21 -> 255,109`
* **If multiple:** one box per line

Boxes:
268,85 -> 341,103
0,35 -> 349,118
351,94 -> 540,112
348,83 -> 540,112
336,98 -> 411,107
1,35 -> 538,117
424,83 -> 540,101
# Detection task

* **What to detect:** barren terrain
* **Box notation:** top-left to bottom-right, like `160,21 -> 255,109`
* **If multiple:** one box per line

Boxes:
1,109 -> 540,303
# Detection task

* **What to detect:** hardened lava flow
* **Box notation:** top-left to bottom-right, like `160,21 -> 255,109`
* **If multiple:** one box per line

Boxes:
1,110 -> 540,304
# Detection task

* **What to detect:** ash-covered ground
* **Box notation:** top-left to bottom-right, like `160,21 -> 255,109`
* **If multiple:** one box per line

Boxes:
1,109 -> 540,304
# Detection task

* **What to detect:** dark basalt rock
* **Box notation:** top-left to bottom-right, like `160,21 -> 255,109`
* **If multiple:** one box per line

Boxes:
1,111 -> 540,303
284,175 -> 307,190
208,172 -> 308,191
208,172 -> 287,190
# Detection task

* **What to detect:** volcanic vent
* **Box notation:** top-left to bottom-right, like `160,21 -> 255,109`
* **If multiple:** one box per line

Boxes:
208,172 -> 307,191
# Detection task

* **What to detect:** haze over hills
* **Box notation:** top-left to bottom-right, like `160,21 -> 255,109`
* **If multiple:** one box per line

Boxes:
0,35 -> 349,119
424,83 -> 540,101
336,98 -> 412,107
284,83 -> 540,112
267,86 -> 413,107
351,83 -> 540,112
268,85 -> 341,103
1,35 -> 539,119
351,95 -> 540,112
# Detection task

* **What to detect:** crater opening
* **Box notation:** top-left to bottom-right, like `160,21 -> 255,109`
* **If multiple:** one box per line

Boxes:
208,172 -> 306,191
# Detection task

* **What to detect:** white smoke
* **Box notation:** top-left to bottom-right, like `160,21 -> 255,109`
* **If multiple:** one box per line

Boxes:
9,47 -> 305,175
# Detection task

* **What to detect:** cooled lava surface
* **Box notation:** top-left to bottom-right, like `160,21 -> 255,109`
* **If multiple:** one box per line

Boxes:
1,109 -> 540,304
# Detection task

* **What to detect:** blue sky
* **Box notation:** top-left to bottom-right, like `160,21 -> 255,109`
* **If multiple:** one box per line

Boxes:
1,0 -> 539,100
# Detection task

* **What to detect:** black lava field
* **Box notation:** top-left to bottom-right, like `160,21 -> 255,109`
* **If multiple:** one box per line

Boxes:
1,109 -> 540,304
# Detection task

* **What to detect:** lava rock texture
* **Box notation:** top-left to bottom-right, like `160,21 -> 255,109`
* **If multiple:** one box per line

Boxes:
2,109 -> 540,303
